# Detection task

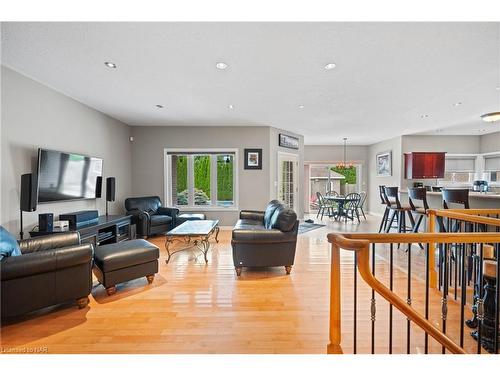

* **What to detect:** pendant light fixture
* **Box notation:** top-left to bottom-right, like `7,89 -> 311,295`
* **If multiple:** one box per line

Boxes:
336,137 -> 353,170
481,24 -> 500,123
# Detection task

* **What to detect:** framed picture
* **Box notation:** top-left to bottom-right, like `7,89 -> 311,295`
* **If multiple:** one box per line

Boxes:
376,151 -> 392,177
244,148 -> 262,170
278,133 -> 299,150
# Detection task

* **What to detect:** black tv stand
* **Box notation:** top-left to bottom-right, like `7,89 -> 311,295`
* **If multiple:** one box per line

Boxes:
29,214 -> 134,247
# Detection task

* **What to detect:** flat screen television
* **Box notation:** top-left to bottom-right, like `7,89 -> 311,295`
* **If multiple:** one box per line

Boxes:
37,148 -> 103,203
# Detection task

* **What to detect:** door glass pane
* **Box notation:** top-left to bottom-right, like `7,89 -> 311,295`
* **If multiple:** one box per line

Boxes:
281,161 -> 294,209
172,155 -> 188,206
217,154 -> 234,207
194,155 -> 211,206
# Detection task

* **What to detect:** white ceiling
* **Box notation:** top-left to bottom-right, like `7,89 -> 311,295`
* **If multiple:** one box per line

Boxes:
1,22 -> 499,145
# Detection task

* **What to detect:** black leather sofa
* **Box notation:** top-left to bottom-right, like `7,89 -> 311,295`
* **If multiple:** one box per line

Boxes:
1,232 -> 93,318
231,200 -> 299,276
125,196 -> 179,238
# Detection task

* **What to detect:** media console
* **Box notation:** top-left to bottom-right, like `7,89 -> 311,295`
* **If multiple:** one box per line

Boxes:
30,215 -> 134,247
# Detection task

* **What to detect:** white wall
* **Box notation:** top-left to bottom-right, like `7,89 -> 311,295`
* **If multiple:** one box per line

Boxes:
1,66 -> 132,236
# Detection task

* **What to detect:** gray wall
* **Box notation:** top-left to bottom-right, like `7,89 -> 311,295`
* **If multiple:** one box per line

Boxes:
130,126 -> 274,226
1,66 -> 132,235
480,131 -> 500,153
367,136 -> 403,215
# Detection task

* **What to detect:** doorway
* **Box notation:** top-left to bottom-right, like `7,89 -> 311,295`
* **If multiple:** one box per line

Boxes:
278,152 -> 299,212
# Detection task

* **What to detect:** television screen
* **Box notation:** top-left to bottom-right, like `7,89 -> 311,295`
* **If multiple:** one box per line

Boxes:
37,148 -> 103,203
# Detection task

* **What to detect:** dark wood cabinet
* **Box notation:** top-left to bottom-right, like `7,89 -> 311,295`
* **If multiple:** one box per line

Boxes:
404,152 -> 446,179
30,215 -> 134,246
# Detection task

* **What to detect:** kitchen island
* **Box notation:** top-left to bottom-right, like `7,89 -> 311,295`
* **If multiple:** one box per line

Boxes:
400,190 -> 500,209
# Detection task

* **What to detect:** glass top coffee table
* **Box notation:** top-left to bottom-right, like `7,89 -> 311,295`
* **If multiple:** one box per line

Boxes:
164,220 -> 220,264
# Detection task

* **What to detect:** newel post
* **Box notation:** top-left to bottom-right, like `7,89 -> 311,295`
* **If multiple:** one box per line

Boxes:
328,242 -> 343,354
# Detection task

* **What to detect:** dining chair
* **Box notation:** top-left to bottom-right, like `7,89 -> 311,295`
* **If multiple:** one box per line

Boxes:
316,192 -> 335,220
343,193 -> 361,223
358,191 -> 367,220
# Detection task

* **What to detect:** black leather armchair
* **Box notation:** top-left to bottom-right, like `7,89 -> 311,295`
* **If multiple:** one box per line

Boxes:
1,232 -> 93,318
124,196 -> 179,238
231,200 -> 299,276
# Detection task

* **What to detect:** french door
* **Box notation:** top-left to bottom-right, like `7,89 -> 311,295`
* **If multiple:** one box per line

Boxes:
278,152 -> 299,212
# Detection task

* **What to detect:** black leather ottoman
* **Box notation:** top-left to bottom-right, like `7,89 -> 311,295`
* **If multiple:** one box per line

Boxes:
175,213 -> 206,226
93,239 -> 159,295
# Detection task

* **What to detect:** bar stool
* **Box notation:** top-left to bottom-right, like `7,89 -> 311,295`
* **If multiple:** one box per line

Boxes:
384,187 -> 416,249
442,188 -> 470,209
441,189 -> 474,292
407,187 -> 429,249
378,185 -> 390,233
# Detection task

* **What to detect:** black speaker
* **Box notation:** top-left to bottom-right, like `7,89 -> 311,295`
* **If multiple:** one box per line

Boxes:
95,176 -> 103,198
39,213 -> 54,232
106,177 -> 116,202
20,173 -> 37,212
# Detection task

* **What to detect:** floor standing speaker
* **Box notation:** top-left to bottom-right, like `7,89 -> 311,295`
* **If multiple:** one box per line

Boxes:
20,173 -> 38,239
20,173 -> 37,212
106,177 -> 116,216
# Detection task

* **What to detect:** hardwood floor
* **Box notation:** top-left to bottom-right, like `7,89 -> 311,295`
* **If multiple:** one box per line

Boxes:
0,214 -> 486,354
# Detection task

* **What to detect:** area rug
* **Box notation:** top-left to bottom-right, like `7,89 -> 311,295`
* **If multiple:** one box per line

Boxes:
298,222 -> 326,234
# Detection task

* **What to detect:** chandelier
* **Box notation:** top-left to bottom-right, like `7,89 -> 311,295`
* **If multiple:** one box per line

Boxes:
336,137 -> 353,170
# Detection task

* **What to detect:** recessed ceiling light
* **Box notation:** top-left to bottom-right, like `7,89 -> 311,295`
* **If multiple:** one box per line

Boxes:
453,102 -> 462,106
155,104 -> 164,109
104,61 -> 117,69
496,86 -> 500,91
324,63 -> 336,70
228,104 -> 234,109
216,62 -> 228,70
298,105 -> 305,109
420,114 -> 429,119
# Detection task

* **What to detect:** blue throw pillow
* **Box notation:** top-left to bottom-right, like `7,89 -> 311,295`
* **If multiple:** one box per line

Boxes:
0,226 -> 22,260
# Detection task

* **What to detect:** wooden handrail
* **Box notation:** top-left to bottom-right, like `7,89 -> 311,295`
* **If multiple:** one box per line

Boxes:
328,231 -> 500,244
428,209 -> 500,227
326,232 -> 500,354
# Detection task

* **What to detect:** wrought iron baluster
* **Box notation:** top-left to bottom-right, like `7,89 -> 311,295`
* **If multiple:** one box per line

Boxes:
371,243 -> 376,354
442,242 -> 449,354
460,242 -> 466,348
424,243 -> 430,354
353,252 -> 357,354
389,243 -> 394,354
407,240 -> 412,354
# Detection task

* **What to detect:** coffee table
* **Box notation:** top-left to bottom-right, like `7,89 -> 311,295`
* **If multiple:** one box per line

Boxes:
164,220 -> 220,264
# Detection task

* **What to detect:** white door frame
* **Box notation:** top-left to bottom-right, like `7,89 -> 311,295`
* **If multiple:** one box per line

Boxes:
277,151 -> 299,212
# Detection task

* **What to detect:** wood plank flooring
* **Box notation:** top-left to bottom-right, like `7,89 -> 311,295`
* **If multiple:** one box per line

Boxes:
0,215 -> 486,354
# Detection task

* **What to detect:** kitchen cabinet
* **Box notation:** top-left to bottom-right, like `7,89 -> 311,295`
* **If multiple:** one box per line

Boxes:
404,152 -> 446,179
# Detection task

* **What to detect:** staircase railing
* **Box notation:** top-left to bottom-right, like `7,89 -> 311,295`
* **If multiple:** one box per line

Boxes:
327,209 -> 500,354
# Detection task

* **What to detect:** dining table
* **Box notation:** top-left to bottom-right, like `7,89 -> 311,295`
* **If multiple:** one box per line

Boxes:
324,195 -> 357,221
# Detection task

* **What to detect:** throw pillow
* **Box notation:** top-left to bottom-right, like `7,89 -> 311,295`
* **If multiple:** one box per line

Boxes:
0,226 -> 22,261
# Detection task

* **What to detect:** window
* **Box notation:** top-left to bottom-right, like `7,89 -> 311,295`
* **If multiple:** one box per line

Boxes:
166,150 -> 237,210
438,156 -> 476,187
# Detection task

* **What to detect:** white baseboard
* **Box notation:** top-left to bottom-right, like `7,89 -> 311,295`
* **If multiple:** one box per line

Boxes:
368,211 -> 383,218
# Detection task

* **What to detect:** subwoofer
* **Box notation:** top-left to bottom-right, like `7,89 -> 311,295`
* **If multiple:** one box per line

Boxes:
20,173 -> 37,212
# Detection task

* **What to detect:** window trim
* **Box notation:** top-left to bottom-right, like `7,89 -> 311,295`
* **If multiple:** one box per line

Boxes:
164,148 -> 239,211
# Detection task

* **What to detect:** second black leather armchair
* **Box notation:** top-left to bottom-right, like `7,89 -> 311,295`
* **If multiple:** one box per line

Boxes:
125,196 -> 179,238
231,200 -> 299,276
